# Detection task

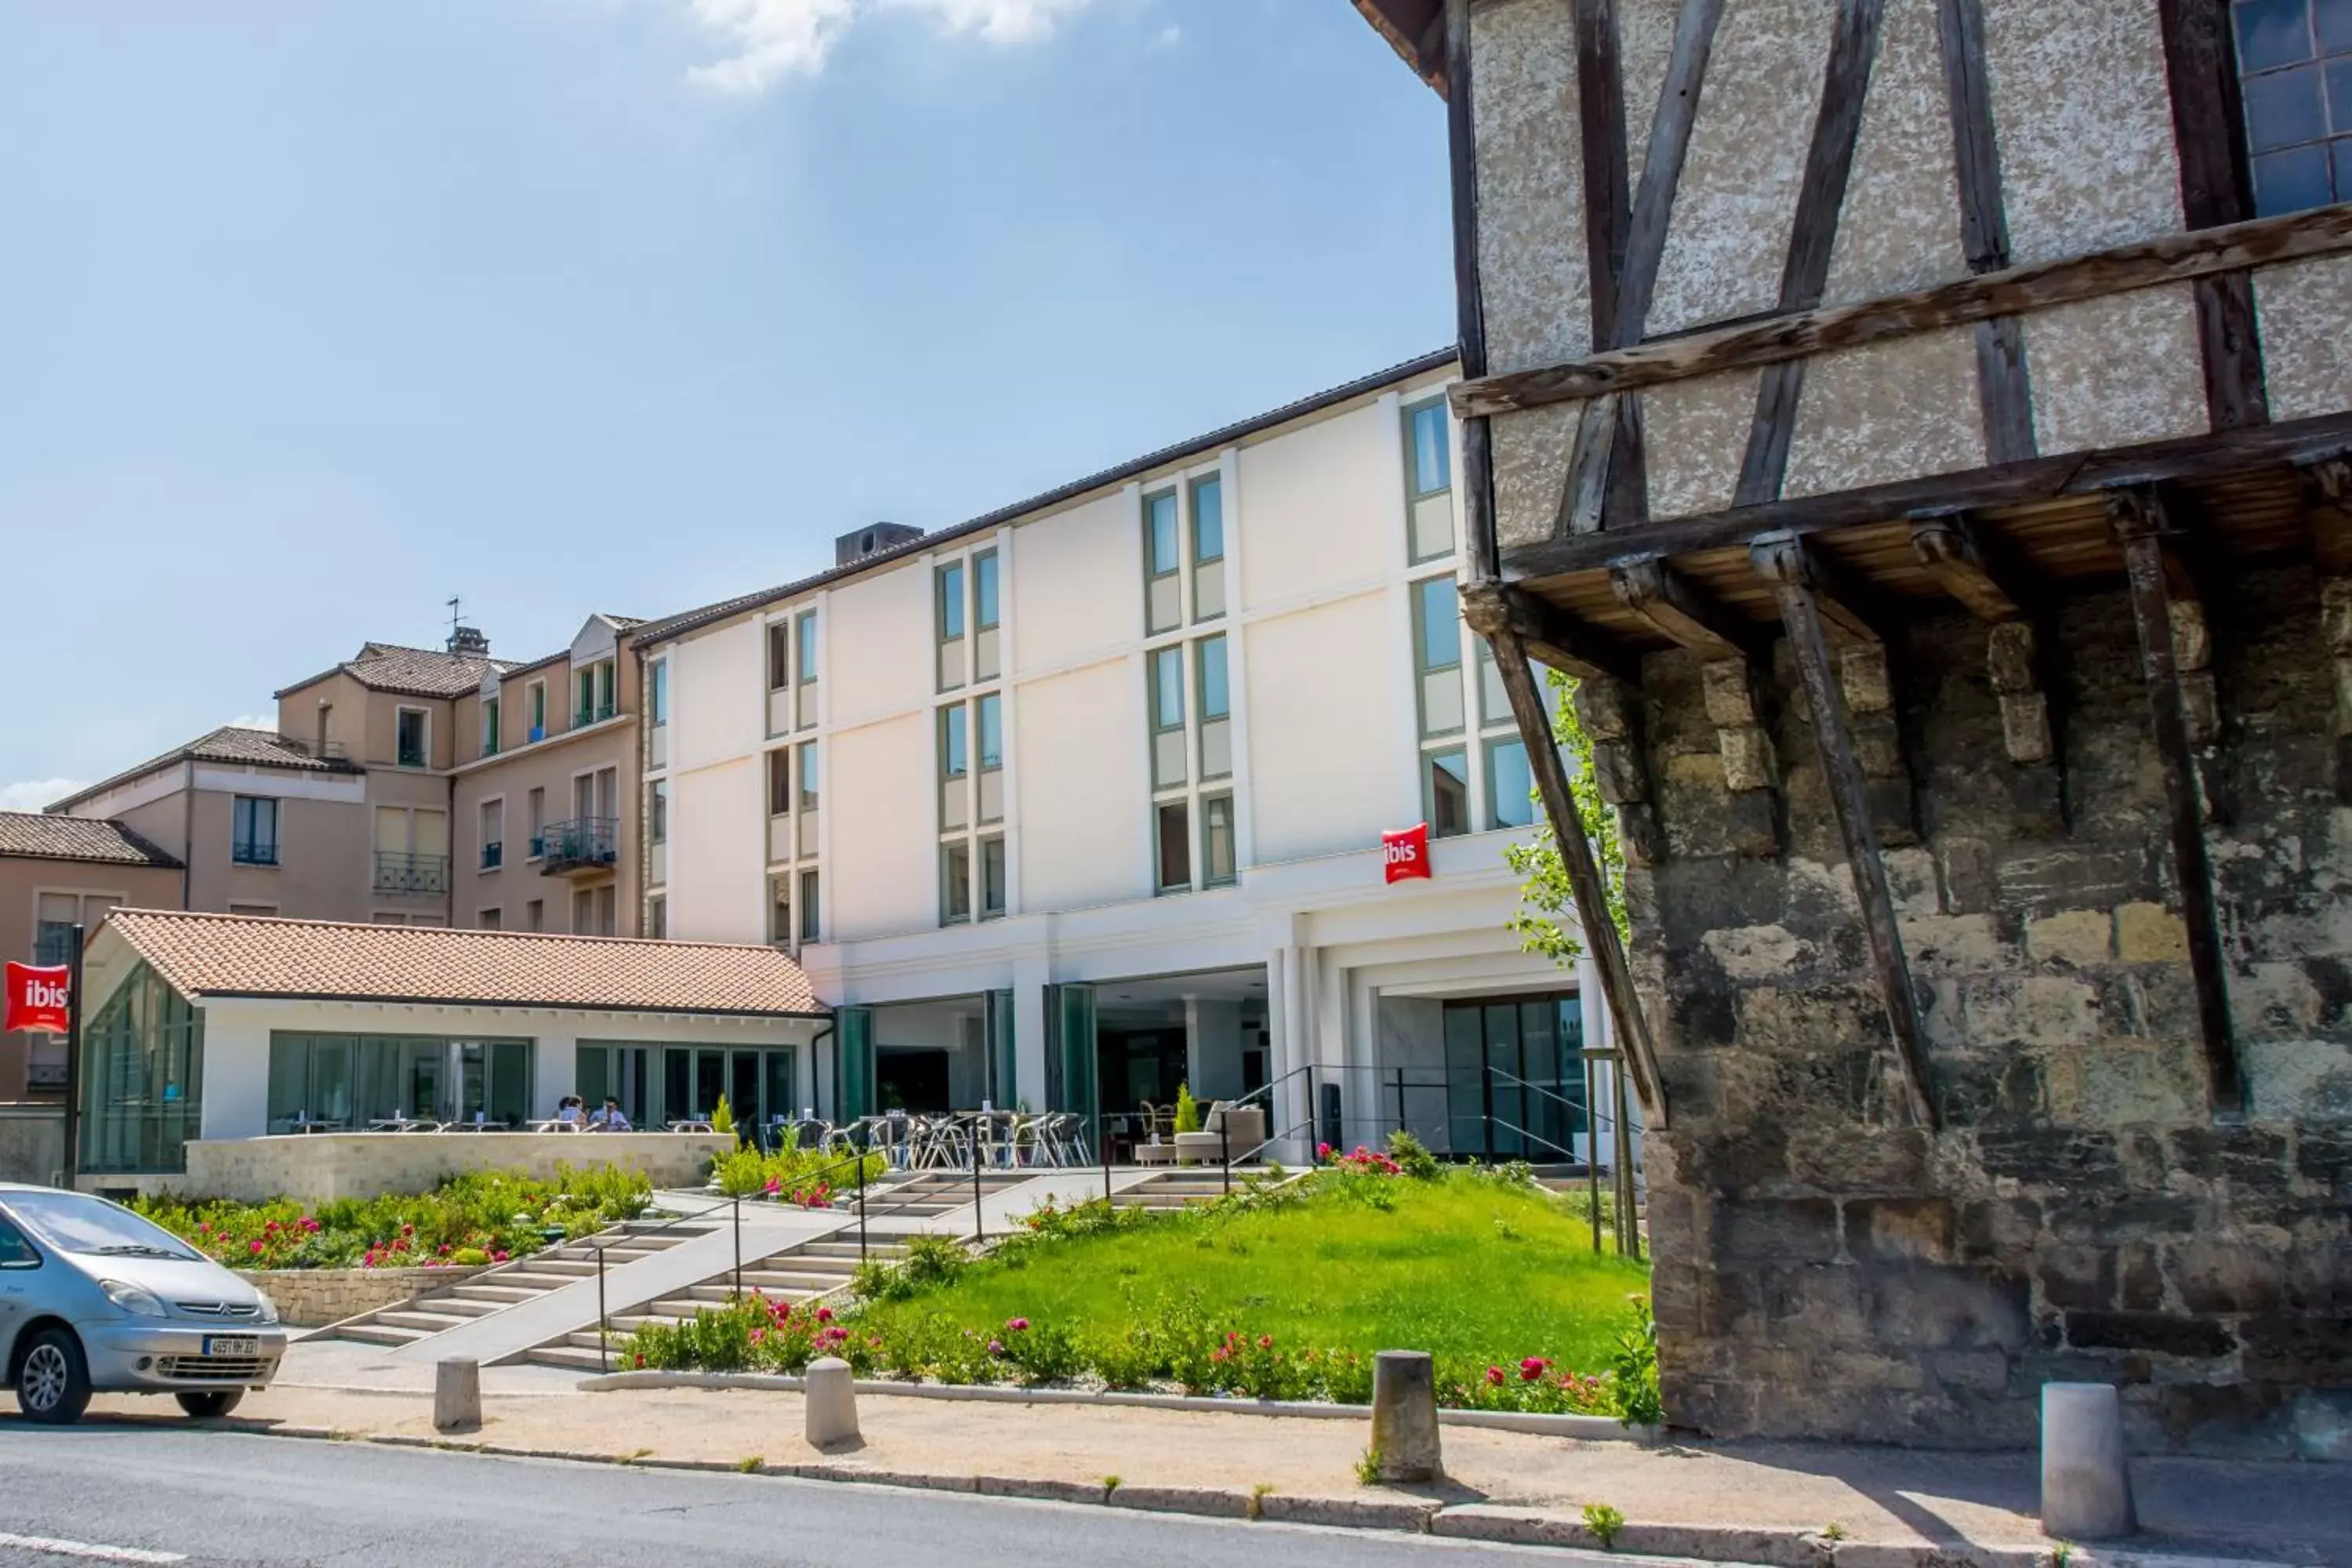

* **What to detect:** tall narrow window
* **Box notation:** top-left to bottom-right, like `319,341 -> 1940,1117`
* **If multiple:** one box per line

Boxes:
1405,398 -> 1456,561
1191,476 -> 1225,622
1150,646 -> 1187,789
796,612 -> 819,730
942,840 -> 974,924
768,622 -> 790,691
1202,793 -> 1236,887
481,696 -> 500,757
649,661 -> 669,728
1485,739 -> 1534,829
798,869 -> 820,942
232,797 -> 279,866
479,800 -> 503,869
2234,0 -> 2352,214
527,683 -> 546,741
770,877 -> 793,947
648,896 -> 666,939
797,741 -> 820,858
939,703 -> 970,833
1156,801 -> 1191,894
1145,490 -> 1182,633
650,779 -> 670,844
396,709 -> 427,769
527,787 -> 546,858
1414,576 -> 1465,737
977,691 -> 1004,823
1196,634 -> 1232,779
1426,748 -> 1472,839
938,561 -> 968,691
768,749 -> 791,817
980,834 -> 1007,918
527,898 -> 544,931
974,550 -> 1002,681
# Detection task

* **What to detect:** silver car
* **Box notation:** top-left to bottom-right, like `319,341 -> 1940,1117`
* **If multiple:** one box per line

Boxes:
0,1182 -> 286,1424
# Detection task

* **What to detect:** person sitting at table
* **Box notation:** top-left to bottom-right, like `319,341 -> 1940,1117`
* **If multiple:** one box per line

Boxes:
586,1096 -> 632,1132
554,1094 -> 583,1126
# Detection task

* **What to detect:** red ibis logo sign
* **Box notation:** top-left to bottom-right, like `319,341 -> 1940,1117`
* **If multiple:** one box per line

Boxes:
1382,823 -> 1432,884
4,963 -> 71,1034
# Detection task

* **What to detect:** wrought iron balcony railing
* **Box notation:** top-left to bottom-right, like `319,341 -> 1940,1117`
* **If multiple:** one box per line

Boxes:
572,701 -> 619,730
481,840 -> 503,870
373,851 -> 451,895
232,841 -> 279,866
539,818 -> 619,876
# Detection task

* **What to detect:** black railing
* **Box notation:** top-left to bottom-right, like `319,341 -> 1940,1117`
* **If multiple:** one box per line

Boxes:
274,736 -> 349,761
33,928 -> 78,966
232,842 -> 278,866
372,851 -> 450,895
574,702 -> 618,729
540,818 -> 618,874
481,840 -> 503,870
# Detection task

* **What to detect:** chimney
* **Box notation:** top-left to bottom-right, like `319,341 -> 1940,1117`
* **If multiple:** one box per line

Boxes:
835,521 -> 924,567
448,626 -> 491,657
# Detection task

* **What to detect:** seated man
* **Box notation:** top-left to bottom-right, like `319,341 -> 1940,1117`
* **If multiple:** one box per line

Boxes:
586,1096 -> 633,1132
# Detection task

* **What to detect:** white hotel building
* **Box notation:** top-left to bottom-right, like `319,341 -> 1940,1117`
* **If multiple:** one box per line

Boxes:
634,352 -> 1615,1162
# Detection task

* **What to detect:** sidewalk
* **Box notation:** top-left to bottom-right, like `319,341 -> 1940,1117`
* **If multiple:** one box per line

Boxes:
89,1377 -> 2347,1567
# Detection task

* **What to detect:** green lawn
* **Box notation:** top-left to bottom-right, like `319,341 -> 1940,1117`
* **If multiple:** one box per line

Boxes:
862,1173 -> 1651,1376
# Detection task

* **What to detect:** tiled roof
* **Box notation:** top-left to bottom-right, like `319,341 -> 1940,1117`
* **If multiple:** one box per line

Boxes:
276,641 -> 517,701
46,727 -> 357,813
102,909 -> 826,1018
628,349 -> 1460,646
0,813 -> 182,869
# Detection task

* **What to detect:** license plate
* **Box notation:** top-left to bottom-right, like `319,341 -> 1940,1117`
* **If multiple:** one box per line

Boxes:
201,1336 -> 259,1358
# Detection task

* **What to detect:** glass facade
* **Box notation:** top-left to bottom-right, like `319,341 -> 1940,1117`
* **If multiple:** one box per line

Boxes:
79,964 -> 203,1175
1443,994 -> 1587,1160
578,1041 -> 800,1131
267,1033 -> 532,1129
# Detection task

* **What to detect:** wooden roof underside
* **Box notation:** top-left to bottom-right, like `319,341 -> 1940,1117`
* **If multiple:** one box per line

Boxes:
1352,0 -> 1447,94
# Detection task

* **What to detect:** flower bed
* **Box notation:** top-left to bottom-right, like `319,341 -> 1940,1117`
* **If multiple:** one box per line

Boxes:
622,1140 -> 1660,1422
710,1142 -> 889,1202
134,1166 -> 652,1270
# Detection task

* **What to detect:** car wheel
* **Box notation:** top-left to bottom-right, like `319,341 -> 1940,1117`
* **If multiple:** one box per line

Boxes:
15,1328 -> 93,1425
175,1390 -> 243,1420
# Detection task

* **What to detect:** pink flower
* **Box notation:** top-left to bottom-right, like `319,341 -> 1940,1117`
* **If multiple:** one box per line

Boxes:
987,1339 -> 1006,1356
400,1224 -> 414,1236
1259,1335 -> 1274,1350
764,1177 -> 781,1196
1316,1143 -> 1332,1161
750,1328 -> 766,1345
299,1217 -> 320,1233
1485,1366 -> 1506,1387
1519,1357 -> 1548,1382
815,1306 -> 833,1323
492,1250 -> 509,1262
1004,1317 -> 1029,1333
249,1240 -> 264,1255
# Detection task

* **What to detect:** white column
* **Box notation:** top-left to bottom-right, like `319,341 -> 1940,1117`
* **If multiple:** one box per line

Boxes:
1014,954 -> 1051,1114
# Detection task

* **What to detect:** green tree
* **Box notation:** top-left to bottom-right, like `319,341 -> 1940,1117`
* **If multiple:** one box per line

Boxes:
1504,670 -> 1630,964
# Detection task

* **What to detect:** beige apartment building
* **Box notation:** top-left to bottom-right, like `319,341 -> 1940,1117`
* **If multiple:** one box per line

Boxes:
448,613 -> 644,938
0,814 -> 182,1105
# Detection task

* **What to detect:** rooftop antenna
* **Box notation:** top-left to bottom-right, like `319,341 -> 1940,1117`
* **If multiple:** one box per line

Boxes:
448,595 -> 463,641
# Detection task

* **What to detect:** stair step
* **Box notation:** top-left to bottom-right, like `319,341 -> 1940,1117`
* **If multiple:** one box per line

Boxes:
450,1284 -> 545,1303
414,1295 -> 505,1318
484,1272 -> 576,1291
374,1309 -> 477,1333
336,1323 -> 430,1346
800,1241 -> 907,1259
728,1272 -> 842,1294
535,1345 -> 615,1370
524,1258 -> 600,1276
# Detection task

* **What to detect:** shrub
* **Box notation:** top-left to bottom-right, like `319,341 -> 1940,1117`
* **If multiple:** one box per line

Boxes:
1173,1082 -> 1201,1134
1385,1130 -> 1443,1181
1608,1294 -> 1663,1428
995,1317 -> 1083,1387
711,1094 -> 735,1135
712,1142 -> 886,1202
852,1235 -> 967,1304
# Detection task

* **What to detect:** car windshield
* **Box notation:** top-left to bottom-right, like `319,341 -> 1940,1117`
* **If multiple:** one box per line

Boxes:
2,1192 -> 201,1261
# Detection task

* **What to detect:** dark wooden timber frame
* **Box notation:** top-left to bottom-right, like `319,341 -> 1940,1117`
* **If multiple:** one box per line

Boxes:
1446,0 -> 1667,1127
2155,0 -> 2269,432
1933,0 -> 2035,463
2110,488 -> 2246,1114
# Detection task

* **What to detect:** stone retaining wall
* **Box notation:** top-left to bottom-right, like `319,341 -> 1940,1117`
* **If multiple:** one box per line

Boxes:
237,1265 -> 488,1327
177,1131 -> 732,1204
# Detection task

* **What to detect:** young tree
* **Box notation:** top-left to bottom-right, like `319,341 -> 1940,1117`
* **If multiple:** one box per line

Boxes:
1504,670 -> 1630,962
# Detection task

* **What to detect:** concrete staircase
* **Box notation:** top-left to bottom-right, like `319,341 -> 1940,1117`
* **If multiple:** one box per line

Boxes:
854,1168 -> 1036,1219
522,1233 -> 915,1371
1109,1170 -> 1249,1210
320,1220 -> 713,1348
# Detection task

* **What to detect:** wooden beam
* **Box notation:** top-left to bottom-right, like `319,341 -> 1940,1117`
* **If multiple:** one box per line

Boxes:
1751,529 -> 1888,644
1609,556 -> 1759,659
1751,535 -> 1937,1128
1443,0 -> 1501,586
1910,511 -> 2026,621
1573,0 -> 1633,353
1481,625 -> 1669,1127
1458,581 -> 1646,688
1504,412 -> 2352,582
2156,0 -> 2269,432
1450,202 -> 2352,417
2304,457 -> 2352,576
1933,0 -> 2036,463
2108,488 -> 2245,1116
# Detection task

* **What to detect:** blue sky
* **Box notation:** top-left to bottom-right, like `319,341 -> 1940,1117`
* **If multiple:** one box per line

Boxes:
0,0 -> 1450,808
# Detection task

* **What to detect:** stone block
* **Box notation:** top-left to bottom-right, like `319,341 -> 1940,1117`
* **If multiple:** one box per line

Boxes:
2038,1247 -> 2117,1312
2118,1245 -> 2166,1312
1964,975 -> 2098,1045
1999,692 -> 2055,765
2169,1240 -> 2288,1316
1722,787 -> 1782,857
1573,677 -> 1637,741
2010,762 -> 2068,837
1718,724 -> 1778,793
2045,1040 -> 2204,1125
1940,836 -> 1996,913
1592,739 -> 1650,805
1883,845 -> 1940,914
1370,1350 -> 1442,1483
2237,1314 -> 2352,1383
1701,659 -> 1762,727
1786,1127 -> 1930,1192
1872,1266 -> 2032,1350
2114,901 -> 2188,963
2025,909 -> 2113,967
1976,1124 -> 2123,1186
1842,1198 -> 1955,1263
434,1359 -> 481,1434
2042,1382 -> 2137,1540
1841,642 -> 1893,713
1899,913 -> 2012,975
1959,1198 -> 2044,1255
804,1357 -> 859,1449
1713,1199 -> 1842,1263
2063,1310 -> 2234,1360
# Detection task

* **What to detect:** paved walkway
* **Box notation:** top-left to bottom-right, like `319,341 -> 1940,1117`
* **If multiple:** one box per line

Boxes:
143,1380 -> 2350,1566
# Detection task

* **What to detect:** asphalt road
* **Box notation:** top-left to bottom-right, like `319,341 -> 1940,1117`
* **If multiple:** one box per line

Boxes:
0,1424 -> 1655,1568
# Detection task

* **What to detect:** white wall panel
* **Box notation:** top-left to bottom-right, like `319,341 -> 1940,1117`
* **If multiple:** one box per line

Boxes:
828,713 -> 931,941
1011,491 -> 1138,673
1246,590 -> 1407,864
670,756 -> 763,944
1015,659 -> 1146,909
1237,402 -> 1399,610
829,567 -> 931,726
670,619 -> 764,778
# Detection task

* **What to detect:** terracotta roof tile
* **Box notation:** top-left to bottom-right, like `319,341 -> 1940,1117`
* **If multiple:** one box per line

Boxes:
340,642 -> 517,699
103,910 -> 824,1018
0,813 -> 182,869
47,727 -> 358,813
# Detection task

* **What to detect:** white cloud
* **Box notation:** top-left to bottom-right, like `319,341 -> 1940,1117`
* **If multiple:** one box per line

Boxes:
682,0 -> 1097,93
1,779 -> 85,813
223,713 -> 277,732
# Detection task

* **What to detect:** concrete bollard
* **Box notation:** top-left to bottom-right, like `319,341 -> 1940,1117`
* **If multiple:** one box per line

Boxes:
804,1356 -> 860,1450
1370,1350 -> 1442,1484
434,1358 -> 481,1433
2042,1382 -> 2136,1540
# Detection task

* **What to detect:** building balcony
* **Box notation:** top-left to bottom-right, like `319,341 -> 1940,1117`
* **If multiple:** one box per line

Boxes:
572,702 -> 619,729
539,818 -> 618,877
232,842 -> 279,866
481,840 -> 503,871
373,851 -> 450,895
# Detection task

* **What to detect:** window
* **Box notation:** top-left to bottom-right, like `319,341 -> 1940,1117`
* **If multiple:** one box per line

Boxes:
481,695 -> 500,757
1415,576 -> 1465,737
2235,0 -> 2352,213
942,840 -> 974,924
938,560 -> 967,690
797,741 -> 819,857
527,682 -> 547,741
1405,398 -> 1456,561
796,612 -> 819,728
1426,748 -> 1472,839
648,895 -> 666,939
594,884 -> 617,937
395,708 -> 428,769
940,703 -> 970,833
799,869 -> 820,943
479,799 -> 503,869
938,695 -> 1006,924
526,898 -> 544,931
977,692 -> 1004,822
1150,645 -> 1187,789
374,806 -> 448,894
768,622 -> 791,691
526,787 -> 546,858
315,703 -> 332,759
974,549 -> 1001,681
265,1031 -> 532,1131
1145,489 -> 1182,633
1196,635 -> 1231,779
572,887 -> 593,931
575,659 -> 616,727
479,908 -> 502,930
1202,793 -> 1236,887
649,661 -> 669,728
981,835 -> 1007,918
770,877 -> 793,946
650,779 -> 669,844
1156,800 -> 1191,894
768,749 -> 791,817
231,797 -> 279,866
227,902 -> 277,917
1191,476 -> 1225,621
1486,739 -> 1535,829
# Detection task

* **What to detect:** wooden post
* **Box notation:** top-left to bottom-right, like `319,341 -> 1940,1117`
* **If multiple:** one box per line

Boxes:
1443,0 -> 1500,585
2109,489 -> 2245,1116
1751,534 -> 1936,1128
1476,620 -> 1668,1127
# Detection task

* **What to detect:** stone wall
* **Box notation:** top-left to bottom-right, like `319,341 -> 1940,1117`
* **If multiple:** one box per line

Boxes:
165,1131 -> 735,1205
1629,564 -> 2352,1459
238,1265 -> 487,1327
0,1105 -> 64,1186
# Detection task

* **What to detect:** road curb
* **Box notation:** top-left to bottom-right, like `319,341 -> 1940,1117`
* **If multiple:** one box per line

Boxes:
246,1423 -> 2300,1568
573,1369 -> 1658,1443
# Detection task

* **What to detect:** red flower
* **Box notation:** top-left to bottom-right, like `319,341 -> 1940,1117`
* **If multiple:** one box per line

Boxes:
1005,1317 -> 1029,1333
1259,1335 -> 1274,1350
1519,1357 -> 1549,1381
815,1306 -> 833,1323
249,1240 -> 265,1255
1485,1366 -> 1506,1386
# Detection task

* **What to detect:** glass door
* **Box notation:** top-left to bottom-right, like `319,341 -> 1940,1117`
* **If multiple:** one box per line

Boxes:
730,1051 -> 761,1137
1442,996 -> 1588,1161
